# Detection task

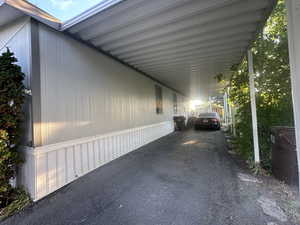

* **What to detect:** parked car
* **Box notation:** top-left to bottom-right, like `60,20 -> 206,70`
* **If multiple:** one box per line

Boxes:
194,112 -> 221,130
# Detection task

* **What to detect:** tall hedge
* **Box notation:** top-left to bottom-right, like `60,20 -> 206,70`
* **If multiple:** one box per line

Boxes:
225,1 -> 293,169
0,49 -> 25,208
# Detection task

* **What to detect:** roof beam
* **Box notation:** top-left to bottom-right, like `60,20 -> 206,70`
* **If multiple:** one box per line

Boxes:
130,51 -> 242,70
77,0 -> 240,40
120,36 -> 251,62
90,0 -> 268,46
127,44 -> 246,66
115,31 -> 252,60
99,11 -> 262,51
144,64 -> 234,76
108,24 -> 256,56
140,58 -> 239,73
132,51 -> 242,68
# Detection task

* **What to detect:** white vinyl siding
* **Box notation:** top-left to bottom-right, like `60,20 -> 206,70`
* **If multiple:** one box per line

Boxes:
38,24 -> 184,146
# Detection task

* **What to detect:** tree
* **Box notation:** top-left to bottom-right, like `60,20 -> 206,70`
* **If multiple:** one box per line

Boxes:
225,0 -> 293,169
0,49 -> 25,208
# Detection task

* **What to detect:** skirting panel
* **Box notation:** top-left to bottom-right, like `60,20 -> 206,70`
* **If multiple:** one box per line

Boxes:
20,121 -> 174,201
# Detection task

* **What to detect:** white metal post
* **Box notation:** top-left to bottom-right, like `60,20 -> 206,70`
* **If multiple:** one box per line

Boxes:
227,88 -> 232,126
286,0 -> 300,190
209,96 -> 212,112
225,91 -> 230,125
223,93 -> 228,125
248,49 -> 260,164
226,92 -> 229,125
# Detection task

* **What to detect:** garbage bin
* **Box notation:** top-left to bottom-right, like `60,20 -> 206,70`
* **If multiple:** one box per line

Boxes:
271,127 -> 298,186
173,116 -> 186,131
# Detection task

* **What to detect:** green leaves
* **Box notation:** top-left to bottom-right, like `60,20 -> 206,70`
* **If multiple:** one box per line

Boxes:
224,0 -> 294,169
0,49 -> 25,208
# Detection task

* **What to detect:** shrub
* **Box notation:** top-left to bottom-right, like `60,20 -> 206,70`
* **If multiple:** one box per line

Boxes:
222,1 -> 294,170
0,49 -> 25,209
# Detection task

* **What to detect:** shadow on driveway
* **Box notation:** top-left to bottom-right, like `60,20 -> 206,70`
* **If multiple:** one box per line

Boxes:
1,130 -> 293,225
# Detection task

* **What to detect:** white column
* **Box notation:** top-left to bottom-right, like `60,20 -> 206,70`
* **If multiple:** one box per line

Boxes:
223,93 -> 228,124
286,0 -> 300,189
248,49 -> 260,164
227,88 -> 232,125
208,96 -> 212,112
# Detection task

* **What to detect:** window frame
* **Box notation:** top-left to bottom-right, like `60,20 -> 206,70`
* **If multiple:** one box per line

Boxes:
155,85 -> 163,114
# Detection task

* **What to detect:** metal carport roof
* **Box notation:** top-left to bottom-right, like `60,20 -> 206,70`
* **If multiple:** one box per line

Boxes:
62,0 -> 276,99
0,0 -> 276,99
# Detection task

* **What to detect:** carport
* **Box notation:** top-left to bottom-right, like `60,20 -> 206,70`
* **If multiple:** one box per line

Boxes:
62,0 -> 273,98
63,0 -> 300,189
62,0 -> 275,169
0,0 -> 300,201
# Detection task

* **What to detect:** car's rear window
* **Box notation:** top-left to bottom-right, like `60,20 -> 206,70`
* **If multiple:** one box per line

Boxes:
199,113 -> 219,118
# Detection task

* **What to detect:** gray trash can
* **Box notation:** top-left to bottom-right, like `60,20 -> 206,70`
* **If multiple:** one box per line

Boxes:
271,127 -> 298,186
173,116 -> 186,131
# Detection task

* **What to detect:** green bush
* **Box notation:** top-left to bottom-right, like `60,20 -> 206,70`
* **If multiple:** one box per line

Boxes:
0,49 -> 25,209
222,1 -> 294,170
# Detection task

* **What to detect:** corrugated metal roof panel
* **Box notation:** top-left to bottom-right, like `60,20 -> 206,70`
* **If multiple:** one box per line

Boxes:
0,0 -> 275,98
65,0 -> 275,98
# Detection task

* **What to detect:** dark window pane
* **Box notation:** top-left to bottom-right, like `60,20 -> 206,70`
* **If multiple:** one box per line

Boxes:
155,85 -> 163,114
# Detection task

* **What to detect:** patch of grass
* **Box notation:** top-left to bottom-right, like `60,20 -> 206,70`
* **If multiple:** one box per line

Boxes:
246,159 -> 270,176
0,188 -> 31,220
224,134 -> 271,176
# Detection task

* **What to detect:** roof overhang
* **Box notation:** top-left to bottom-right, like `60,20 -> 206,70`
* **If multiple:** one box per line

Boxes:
0,0 -> 277,99
62,0 -> 276,99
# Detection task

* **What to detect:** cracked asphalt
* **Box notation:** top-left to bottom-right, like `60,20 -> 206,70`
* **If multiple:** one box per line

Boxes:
1,130 -> 295,225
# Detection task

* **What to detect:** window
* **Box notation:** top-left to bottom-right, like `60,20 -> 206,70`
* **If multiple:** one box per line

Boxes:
155,85 -> 163,114
173,93 -> 178,114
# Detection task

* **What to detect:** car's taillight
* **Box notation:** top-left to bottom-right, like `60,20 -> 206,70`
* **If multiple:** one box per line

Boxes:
211,118 -> 218,122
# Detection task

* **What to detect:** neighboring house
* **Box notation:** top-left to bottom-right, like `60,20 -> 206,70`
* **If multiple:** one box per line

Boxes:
0,0 -> 186,201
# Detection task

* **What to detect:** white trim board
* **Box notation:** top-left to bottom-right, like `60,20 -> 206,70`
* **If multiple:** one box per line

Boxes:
62,0 -> 124,30
20,121 -> 174,201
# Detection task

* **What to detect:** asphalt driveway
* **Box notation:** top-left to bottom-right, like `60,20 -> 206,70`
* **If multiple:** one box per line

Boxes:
1,130 -> 295,225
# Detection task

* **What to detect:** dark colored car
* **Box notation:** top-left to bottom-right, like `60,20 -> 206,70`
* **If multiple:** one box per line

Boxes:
194,112 -> 221,130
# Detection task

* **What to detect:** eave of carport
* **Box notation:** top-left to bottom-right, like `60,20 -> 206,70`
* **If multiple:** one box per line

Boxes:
62,0 -> 277,99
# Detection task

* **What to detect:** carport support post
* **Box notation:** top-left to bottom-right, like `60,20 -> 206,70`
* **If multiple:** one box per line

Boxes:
223,92 -> 228,125
209,96 -> 212,112
247,49 -> 260,164
286,0 -> 300,191
227,87 -> 232,126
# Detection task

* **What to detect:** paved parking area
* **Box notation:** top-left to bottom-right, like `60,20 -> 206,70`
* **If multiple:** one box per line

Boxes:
1,130 -> 294,225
